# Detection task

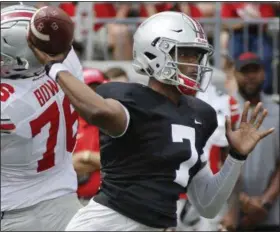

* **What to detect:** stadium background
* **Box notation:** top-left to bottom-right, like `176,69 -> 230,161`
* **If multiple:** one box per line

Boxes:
1,1 -> 279,99
1,1 -> 279,230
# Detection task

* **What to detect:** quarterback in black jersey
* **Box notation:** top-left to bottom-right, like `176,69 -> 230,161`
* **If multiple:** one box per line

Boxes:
28,11 -> 274,231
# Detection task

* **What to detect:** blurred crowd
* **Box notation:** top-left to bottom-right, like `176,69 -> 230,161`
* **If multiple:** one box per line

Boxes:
9,2 -> 276,95
49,1 -> 278,97
1,2 -> 278,231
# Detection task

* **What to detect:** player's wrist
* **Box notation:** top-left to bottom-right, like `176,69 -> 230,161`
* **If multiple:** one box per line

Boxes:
45,61 -> 68,81
229,147 -> 247,161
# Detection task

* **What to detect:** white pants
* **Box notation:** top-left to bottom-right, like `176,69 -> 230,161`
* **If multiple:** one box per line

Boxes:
176,199 -> 201,231
1,193 -> 82,231
197,204 -> 228,231
176,199 -> 228,231
66,199 -> 171,231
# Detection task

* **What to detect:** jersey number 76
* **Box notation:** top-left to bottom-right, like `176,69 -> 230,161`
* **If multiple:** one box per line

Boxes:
30,96 -> 78,172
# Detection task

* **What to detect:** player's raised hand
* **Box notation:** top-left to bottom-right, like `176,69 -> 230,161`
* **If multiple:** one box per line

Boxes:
225,101 -> 274,157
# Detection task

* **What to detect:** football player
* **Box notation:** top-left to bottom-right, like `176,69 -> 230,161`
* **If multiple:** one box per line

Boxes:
1,4 -> 83,231
28,11 -> 274,231
176,83 -> 240,231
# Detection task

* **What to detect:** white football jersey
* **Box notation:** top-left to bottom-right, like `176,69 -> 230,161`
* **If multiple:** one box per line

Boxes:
1,48 -> 84,211
196,84 -> 239,170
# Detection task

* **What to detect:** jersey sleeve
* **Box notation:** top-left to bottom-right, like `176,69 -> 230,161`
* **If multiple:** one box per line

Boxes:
201,102 -> 218,144
95,82 -> 138,137
95,82 -> 140,111
95,82 -> 134,102
63,47 -> 84,83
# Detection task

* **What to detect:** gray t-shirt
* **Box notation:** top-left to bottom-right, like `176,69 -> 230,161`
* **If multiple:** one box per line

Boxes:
235,92 -> 279,226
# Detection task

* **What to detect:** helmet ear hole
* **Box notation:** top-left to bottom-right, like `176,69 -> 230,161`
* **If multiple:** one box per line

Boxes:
144,52 -> 156,60
3,37 -> 8,44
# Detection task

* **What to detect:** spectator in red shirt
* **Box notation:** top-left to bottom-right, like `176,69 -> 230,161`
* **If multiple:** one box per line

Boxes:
167,3 -> 215,18
221,3 -> 275,95
72,68 -> 108,206
165,3 -> 216,50
60,2 -> 133,60
138,3 -> 172,17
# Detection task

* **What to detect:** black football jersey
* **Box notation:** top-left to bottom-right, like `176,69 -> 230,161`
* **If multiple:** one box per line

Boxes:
94,82 -> 217,228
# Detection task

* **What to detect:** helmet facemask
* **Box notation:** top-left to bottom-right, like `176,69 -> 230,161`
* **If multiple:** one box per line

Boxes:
1,52 -> 30,78
153,38 -> 214,95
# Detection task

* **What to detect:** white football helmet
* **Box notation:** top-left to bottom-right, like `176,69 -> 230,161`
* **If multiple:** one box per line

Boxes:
1,4 -> 43,78
132,11 -> 214,95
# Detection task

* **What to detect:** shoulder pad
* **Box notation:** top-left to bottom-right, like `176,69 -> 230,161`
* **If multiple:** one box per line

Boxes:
95,82 -> 138,102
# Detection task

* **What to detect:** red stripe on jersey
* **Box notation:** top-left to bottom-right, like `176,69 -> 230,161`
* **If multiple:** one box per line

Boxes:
179,193 -> 187,199
231,114 -> 240,125
1,12 -> 34,21
0,123 -> 15,130
229,96 -> 240,124
209,145 -> 221,174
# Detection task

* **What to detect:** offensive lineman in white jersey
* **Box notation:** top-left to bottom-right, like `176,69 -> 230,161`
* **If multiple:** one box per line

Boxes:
177,83 -> 240,231
1,4 -> 83,231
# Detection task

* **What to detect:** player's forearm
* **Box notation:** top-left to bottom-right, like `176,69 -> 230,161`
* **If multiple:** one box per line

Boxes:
57,71 -> 108,123
262,164 -> 280,204
46,62 -> 129,136
187,155 -> 244,218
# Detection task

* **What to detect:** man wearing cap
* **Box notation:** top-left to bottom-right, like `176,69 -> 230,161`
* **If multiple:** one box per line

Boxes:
72,68 -> 108,206
220,52 -> 279,231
